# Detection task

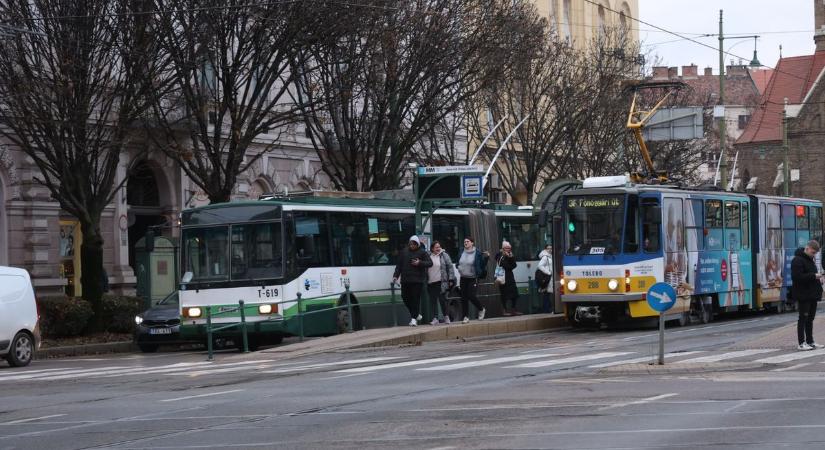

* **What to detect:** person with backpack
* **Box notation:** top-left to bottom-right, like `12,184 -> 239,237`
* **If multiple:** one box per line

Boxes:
791,240 -> 824,350
392,235 -> 433,326
536,244 -> 554,313
457,236 -> 488,324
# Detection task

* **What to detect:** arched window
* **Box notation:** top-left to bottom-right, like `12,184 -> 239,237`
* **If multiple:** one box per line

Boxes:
561,0 -> 572,42
127,161 -> 160,207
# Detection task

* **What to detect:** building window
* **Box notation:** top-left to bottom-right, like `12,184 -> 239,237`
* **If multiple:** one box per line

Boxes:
738,114 -> 750,129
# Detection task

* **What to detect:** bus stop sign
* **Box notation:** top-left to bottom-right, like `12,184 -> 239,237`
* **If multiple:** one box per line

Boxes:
647,282 -> 676,312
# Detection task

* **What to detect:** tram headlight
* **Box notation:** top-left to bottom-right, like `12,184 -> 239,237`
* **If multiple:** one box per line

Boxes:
607,279 -> 619,291
185,307 -> 202,318
566,279 -> 578,292
258,304 -> 274,314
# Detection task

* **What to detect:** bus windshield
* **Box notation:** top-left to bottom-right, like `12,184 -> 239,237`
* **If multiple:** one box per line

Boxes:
565,194 -> 625,255
182,222 -> 284,283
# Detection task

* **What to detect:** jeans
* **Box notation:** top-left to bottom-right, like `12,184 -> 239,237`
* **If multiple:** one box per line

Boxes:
798,300 -> 818,345
401,282 -> 423,320
460,277 -> 484,319
427,282 -> 450,321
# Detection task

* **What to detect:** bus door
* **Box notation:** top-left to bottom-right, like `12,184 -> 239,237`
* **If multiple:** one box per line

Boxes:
468,209 -> 499,310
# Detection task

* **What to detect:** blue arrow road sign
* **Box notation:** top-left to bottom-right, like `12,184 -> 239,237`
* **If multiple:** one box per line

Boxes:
647,282 -> 677,313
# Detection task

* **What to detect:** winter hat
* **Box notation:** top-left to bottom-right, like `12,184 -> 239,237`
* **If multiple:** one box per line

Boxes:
409,235 -> 421,245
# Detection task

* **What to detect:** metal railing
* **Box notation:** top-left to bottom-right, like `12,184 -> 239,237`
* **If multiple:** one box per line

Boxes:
205,300 -> 249,361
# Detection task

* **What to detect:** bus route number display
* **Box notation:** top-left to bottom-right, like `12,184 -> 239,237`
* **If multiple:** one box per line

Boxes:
567,197 -> 621,208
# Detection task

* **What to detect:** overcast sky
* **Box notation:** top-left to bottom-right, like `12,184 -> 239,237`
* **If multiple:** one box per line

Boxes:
638,0 -> 816,73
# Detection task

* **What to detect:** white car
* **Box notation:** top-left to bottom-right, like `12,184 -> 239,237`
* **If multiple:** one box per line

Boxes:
0,266 -> 40,367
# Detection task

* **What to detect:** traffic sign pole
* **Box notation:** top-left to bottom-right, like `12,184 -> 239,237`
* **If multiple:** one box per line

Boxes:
646,282 -> 676,366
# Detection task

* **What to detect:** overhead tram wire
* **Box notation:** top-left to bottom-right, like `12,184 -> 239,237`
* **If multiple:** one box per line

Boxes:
580,0 -> 813,86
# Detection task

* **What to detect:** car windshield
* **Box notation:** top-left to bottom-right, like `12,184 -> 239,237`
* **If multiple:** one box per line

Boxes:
565,194 -> 626,255
157,292 -> 179,306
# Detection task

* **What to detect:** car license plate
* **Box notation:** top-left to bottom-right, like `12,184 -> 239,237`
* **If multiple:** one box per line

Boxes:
149,328 -> 172,335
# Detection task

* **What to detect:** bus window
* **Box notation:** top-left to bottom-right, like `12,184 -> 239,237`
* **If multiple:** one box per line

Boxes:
782,204 -> 796,249
182,226 -> 229,282
624,195 -> 639,253
796,205 -> 810,248
231,222 -> 283,280
811,206 -> 823,244
663,198 -> 685,288
767,204 -> 781,250
705,199 -> 723,250
742,202 -> 750,249
725,201 -> 741,250
641,198 -> 661,253
294,212 -> 331,270
499,216 -> 539,260
685,199 -> 703,251
365,214 -> 414,265
329,212 -> 368,266
432,215 -> 466,262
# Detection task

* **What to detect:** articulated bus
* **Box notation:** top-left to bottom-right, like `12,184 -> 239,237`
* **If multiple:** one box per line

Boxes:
559,175 -> 823,326
177,195 -> 544,346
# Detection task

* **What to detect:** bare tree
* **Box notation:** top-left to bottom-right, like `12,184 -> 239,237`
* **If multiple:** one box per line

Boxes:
148,0 -> 324,203
292,0 -> 543,192
0,0 -> 160,320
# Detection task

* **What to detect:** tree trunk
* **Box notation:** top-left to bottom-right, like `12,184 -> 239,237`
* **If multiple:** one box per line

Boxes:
80,219 -> 105,332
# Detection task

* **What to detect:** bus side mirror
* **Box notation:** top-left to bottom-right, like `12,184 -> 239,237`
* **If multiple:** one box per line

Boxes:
181,271 -> 193,284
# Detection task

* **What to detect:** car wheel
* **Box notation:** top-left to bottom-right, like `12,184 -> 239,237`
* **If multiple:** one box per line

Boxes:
7,332 -> 34,367
138,343 -> 159,353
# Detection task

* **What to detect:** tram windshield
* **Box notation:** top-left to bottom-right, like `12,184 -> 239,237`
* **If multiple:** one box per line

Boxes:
565,194 -> 625,255
182,222 -> 283,283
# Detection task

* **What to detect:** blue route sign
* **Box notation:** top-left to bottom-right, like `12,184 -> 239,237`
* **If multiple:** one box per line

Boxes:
647,282 -> 676,313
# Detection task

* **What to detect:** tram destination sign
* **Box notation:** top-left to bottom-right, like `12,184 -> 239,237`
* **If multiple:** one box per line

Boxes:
566,196 -> 622,209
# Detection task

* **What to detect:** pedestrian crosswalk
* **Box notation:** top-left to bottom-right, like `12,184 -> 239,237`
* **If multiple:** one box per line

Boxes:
4,347 -> 825,382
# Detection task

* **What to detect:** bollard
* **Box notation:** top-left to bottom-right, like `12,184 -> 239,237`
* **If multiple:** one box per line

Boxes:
345,282 -> 354,333
206,306 -> 213,361
390,281 -> 398,327
528,276 -> 535,315
297,292 -> 304,342
239,300 -> 249,353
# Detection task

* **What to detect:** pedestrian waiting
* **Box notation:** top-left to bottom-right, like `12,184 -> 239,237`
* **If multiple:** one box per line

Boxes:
427,241 -> 456,325
536,244 -> 554,313
457,236 -> 488,324
791,240 -> 824,351
495,241 -> 519,316
392,235 -> 432,326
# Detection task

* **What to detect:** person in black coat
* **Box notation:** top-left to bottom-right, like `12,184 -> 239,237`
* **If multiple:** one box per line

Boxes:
791,240 -> 824,350
392,235 -> 432,326
495,241 -> 519,316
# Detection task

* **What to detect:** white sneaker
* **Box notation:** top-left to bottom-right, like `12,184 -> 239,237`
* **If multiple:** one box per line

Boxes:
409,318 -> 417,327
416,314 -> 423,322
478,308 -> 486,320
462,316 -> 470,324
798,343 -> 813,351
430,318 -> 439,326
444,316 -> 451,324
811,342 -> 824,349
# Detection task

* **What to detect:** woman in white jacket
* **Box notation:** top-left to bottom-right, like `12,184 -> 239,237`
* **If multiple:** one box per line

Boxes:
537,245 -> 554,313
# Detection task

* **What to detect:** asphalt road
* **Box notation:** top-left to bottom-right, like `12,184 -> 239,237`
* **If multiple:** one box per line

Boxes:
2,309 -> 825,449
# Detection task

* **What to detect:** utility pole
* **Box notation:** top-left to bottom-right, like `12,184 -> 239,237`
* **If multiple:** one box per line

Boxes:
718,10 -> 727,190
783,98 -> 790,196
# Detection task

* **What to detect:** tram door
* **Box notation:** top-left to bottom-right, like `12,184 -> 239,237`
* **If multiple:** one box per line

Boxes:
468,210 -> 500,314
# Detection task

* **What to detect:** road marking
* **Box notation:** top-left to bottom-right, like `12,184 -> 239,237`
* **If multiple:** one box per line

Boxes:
159,389 -> 244,403
39,362 -> 215,381
772,363 -> 812,372
676,349 -> 775,363
588,351 -> 704,368
0,366 -> 132,382
756,351 -> 825,364
507,352 -> 634,368
261,356 -> 403,373
417,354 -> 564,371
4,414 -> 67,425
317,372 -> 373,380
0,367 -> 80,376
176,364 -> 277,377
599,393 -> 678,410
335,355 -> 482,373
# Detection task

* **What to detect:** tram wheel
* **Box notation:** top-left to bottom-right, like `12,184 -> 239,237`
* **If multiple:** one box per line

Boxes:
699,306 -> 712,324
776,301 -> 785,314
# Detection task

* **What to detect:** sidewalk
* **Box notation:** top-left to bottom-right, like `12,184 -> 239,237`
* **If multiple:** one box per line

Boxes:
35,313 -> 566,360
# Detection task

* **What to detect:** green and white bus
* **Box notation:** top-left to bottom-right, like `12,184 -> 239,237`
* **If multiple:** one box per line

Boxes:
178,195 -> 543,347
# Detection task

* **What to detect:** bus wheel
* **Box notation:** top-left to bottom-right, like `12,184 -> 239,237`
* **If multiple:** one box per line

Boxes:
236,337 -> 259,352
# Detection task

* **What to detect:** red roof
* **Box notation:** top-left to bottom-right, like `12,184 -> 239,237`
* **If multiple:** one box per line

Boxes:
748,67 -> 774,95
737,52 -> 825,145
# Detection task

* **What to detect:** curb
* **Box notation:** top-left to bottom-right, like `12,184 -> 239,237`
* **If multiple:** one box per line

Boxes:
598,361 -> 765,375
36,341 -> 136,360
